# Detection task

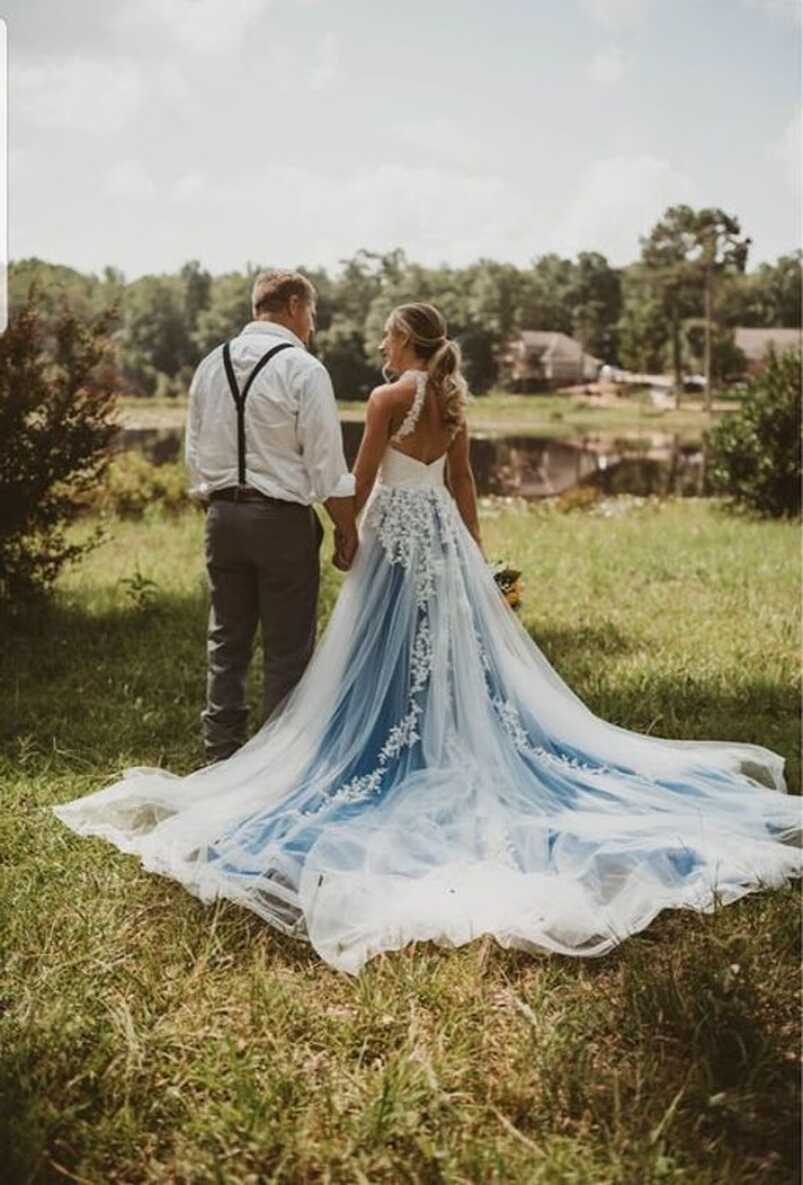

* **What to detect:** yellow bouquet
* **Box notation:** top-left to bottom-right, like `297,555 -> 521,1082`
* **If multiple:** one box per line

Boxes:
491,560 -> 524,611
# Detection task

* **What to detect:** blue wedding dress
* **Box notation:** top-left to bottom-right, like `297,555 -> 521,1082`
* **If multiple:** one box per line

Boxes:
53,372 -> 802,974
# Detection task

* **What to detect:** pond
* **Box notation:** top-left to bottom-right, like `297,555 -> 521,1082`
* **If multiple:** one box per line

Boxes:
115,423 -> 707,500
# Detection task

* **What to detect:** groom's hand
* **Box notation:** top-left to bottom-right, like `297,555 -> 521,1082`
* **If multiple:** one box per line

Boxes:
333,526 -> 358,571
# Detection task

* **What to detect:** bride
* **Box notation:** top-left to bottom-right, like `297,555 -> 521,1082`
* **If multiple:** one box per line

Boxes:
53,302 -> 802,974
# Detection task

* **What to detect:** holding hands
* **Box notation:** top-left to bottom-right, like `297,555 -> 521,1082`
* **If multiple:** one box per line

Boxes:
333,524 -> 359,572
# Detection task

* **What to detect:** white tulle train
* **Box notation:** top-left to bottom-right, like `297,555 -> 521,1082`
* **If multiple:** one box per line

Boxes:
53,447 -> 802,973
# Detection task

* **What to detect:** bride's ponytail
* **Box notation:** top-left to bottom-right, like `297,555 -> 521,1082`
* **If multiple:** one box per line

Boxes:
427,337 -> 468,431
386,303 -> 468,431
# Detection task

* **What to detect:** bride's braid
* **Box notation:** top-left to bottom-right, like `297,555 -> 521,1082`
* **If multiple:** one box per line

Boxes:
388,303 -> 468,431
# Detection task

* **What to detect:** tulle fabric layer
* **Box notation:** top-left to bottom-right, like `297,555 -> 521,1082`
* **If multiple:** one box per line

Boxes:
53,480 -> 802,973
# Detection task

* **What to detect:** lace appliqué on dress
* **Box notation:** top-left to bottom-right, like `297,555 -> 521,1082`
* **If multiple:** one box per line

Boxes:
391,371 -> 428,442
492,695 -> 611,780
309,610 -> 435,813
366,486 -> 459,606
469,615 -> 612,782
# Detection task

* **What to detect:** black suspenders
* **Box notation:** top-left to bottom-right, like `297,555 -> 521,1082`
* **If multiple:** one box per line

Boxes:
221,341 -> 295,486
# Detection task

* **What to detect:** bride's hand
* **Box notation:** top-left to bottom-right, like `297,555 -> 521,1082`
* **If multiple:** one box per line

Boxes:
334,526 -> 358,571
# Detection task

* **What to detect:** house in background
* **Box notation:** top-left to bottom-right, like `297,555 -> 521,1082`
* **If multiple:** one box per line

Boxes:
733,327 -> 801,374
499,330 -> 602,391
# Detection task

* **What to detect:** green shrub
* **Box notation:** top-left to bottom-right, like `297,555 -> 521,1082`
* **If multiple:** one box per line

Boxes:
92,451 -> 190,518
707,346 -> 801,518
0,300 -> 117,604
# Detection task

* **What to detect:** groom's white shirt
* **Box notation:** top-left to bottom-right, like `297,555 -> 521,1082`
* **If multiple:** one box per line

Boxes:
185,321 -> 355,504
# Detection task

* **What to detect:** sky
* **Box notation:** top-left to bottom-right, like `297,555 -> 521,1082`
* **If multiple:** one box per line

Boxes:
7,0 -> 801,280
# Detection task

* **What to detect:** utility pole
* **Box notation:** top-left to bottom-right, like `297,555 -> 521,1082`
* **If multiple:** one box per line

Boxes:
703,261 -> 713,415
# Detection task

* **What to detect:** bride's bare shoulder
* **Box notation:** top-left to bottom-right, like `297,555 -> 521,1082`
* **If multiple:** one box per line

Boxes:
367,372 -> 418,415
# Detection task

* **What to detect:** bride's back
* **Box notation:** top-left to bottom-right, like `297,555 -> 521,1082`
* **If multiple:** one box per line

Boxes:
386,371 -> 459,464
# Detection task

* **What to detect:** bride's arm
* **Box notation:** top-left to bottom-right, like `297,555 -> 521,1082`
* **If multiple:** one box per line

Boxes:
446,424 -> 484,557
353,389 -> 393,517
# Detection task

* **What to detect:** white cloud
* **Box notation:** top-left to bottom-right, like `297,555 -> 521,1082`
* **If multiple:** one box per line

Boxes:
580,0 -> 650,30
156,64 -> 194,112
124,160 -> 536,272
120,0 -> 272,56
769,106 -> 802,186
309,32 -> 339,92
588,45 -> 626,84
171,170 -> 207,202
742,0 -> 802,22
549,154 -> 697,264
393,118 -> 485,168
318,164 -> 533,265
106,160 -> 156,200
15,57 -> 143,133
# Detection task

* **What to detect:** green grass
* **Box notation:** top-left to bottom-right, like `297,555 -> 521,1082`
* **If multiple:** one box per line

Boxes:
1,500 -> 800,1184
118,389 -> 740,438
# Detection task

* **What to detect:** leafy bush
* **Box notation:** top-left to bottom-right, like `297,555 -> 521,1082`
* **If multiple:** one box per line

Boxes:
0,300 -> 118,604
707,347 -> 801,518
90,452 -> 190,518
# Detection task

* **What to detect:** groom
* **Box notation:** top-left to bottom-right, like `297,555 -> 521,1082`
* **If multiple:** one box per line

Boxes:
185,269 -> 358,762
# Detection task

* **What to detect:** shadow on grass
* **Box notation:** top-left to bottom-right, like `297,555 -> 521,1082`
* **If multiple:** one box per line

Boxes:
531,623 -> 801,791
530,620 -> 640,659
2,592 -> 213,772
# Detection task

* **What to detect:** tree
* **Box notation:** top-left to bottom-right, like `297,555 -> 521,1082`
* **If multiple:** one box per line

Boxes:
462,261 -> 526,391
9,259 -> 122,358
179,260 -> 212,340
568,252 -> 622,361
640,209 -> 703,402
640,206 -> 750,407
314,318 -> 379,400
313,251 -> 390,396
9,258 -> 98,325
193,271 -> 255,358
120,274 -> 195,394
298,265 -> 336,334
763,251 -> 802,326
718,251 -> 803,329
707,347 -> 801,518
682,319 -> 747,385
518,255 -> 576,336
0,300 -> 118,604
692,208 -> 750,410
617,267 -> 669,374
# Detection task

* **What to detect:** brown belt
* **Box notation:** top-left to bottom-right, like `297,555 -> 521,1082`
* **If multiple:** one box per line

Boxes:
209,486 -> 288,505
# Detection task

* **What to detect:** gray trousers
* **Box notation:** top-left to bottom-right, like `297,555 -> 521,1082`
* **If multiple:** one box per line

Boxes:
202,497 -> 324,760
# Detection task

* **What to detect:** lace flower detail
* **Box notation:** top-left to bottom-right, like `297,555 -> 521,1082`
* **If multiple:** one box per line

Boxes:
312,606 -> 435,814
491,696 -> 610,779
366,486 -> 458,606
391,371 -> 427,441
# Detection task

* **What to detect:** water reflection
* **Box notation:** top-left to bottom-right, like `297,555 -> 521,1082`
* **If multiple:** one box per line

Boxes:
115,424 -> 705,500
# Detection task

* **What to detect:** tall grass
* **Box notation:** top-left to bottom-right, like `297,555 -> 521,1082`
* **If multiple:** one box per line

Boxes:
1,498 -> 799,1185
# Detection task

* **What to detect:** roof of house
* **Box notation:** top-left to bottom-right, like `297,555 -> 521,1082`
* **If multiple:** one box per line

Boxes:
519,330 -> 577,356
516,330 -> 601,365
734,327 -> 801,360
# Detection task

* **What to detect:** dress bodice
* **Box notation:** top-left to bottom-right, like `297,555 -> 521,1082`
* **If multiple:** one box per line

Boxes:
377,446 -> 448,490
377,369 -> 448,491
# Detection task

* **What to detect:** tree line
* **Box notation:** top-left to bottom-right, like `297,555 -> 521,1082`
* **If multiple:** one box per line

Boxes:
9,205 -> 801,400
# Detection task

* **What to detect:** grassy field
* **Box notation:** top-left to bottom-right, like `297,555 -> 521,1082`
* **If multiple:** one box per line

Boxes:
118,389 -> 740,438
1,499 -> 800,1185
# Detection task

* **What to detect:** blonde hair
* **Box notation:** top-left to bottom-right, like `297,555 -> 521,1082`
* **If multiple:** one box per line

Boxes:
251,269 -> 316,316
386,302 -> 468,430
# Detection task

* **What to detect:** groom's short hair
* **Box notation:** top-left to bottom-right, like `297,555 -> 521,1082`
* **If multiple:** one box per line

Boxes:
252,270 -> 316,316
